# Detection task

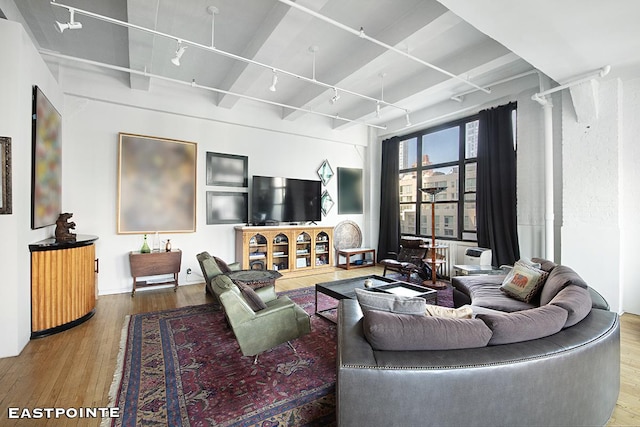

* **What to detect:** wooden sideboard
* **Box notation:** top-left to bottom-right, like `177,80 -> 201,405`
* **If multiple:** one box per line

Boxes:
235,225 -> 333,276
29,234 -> 98,338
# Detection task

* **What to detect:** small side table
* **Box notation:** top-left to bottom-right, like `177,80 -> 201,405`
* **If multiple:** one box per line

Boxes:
129,249 -> 182,296
337,248 -> 376,269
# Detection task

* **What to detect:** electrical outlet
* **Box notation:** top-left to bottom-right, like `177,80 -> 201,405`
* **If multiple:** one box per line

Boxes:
187,268 -> 192,275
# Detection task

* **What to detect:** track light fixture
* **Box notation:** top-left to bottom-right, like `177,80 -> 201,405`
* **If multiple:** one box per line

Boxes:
330,87 -> 340,104
55,8 -> 82,33
376,102 -> 381,118
405,111 -> 412,127
269,70 -> 278,92
171,42 -> 187,66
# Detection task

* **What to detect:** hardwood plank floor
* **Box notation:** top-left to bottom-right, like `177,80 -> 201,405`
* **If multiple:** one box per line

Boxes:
0,266 -> 636,426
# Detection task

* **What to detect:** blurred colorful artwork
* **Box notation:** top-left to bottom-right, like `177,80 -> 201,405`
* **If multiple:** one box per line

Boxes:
31,86 -> 61,229
0,137 -> 11,215
117,133 -> 197,234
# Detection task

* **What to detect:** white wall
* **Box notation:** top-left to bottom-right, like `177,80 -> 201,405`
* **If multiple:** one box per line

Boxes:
560,79 -> 622,313
0,20 -> 64,358
56,64 -> 371,295
621,78 -> 640,315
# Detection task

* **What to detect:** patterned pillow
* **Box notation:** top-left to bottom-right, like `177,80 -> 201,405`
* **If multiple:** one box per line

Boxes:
355,288 -> 426,316
500,261 -> 548,303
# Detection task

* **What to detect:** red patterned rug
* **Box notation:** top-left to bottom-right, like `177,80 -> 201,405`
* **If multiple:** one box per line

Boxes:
107,287 -> 338,426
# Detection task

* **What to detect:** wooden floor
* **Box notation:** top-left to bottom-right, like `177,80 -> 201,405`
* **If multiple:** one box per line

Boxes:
0,265 -> 637,426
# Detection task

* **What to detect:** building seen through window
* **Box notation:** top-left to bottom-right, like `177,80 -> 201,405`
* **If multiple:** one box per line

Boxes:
398,117 -> 480,241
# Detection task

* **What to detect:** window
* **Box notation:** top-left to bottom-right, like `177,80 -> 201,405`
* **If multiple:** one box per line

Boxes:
398,116 -> 480,241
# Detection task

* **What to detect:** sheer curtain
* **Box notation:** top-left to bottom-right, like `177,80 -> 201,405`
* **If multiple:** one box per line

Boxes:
476,102 -> 520,266
377,137 -> 400,261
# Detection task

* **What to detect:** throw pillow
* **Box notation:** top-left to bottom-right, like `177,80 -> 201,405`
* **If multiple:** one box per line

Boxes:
476,305 -> 568,345
425,304 -> 473,319
549,285 -> 592,327
500,261 -> 548,303
237,282 -> 267,312
362,310 -> 493,351
355,288 -> 426,316
539,265 -> 588,306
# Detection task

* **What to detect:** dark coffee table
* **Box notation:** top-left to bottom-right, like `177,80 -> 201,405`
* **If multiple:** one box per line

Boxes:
315,274 -> 437,322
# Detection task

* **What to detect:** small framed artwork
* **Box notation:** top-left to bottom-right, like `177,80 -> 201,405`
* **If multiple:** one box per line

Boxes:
206,152 -> 248,187
118,133 -> 197,233
206,191 -> 248,224
317,159 -> 334,186
0,137 -> 12,215
31,86 -> 62,229
338,167 -> 363,214
320,190 -> 334,216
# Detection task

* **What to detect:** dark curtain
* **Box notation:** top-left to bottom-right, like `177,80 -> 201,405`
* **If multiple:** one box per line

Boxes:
377,137 -> 400,261
476,102 -> 520,266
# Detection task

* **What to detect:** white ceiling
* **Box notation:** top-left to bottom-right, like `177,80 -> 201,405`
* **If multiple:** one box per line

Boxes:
4,0 -> 639,130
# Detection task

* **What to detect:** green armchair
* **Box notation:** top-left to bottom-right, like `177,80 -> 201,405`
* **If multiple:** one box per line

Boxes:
196,251 -> 241,298
211,274 -> 311,362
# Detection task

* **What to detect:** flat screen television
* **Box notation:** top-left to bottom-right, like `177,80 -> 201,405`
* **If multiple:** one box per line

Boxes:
251,176 -> 321,224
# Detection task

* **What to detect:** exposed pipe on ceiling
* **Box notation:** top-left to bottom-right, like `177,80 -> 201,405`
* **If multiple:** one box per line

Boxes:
276,0 -> 491,95
39,50 -> 387,130
49,1 -> 407,116
531,65 -> 611,105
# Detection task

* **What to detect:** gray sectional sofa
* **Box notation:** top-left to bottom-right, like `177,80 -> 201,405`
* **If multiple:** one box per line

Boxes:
336,260 -> 620,426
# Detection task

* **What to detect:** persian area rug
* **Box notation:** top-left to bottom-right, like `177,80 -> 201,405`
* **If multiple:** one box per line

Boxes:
106,287 -> 337,427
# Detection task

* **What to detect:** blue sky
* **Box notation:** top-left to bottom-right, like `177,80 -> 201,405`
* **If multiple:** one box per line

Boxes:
407,126 -> 459,166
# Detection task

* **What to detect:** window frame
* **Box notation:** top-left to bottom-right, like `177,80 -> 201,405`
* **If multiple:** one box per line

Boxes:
398,114 -> 480,241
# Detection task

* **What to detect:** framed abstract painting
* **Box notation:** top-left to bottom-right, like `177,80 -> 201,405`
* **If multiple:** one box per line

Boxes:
0,137 -> 11,215
31,86 -> 62,229
117,133 -> 197,234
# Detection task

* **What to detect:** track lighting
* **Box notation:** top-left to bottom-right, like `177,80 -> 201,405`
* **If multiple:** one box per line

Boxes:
269,70 -> 278,92
171,42 -> 187,66
375,102 -> 381,118
55,8 -> 82,33
405,111 -> 412,127
330,87 -> 340,104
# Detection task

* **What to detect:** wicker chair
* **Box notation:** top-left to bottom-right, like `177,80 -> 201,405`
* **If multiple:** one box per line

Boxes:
379,238 -> 427,280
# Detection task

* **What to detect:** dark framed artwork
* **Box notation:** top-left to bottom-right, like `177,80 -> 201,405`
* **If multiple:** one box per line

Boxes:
338,167 -> 363,214
117,133 -> 197,234
206,152 -> 248,187
206,191 -> 248,224
0,137 -> 11,214
31,86 -> 62,229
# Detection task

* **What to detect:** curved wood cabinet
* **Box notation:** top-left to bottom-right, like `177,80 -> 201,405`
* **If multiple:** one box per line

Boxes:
29,235 -> 98,338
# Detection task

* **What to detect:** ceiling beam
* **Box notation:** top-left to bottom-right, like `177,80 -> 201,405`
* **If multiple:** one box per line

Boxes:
216,0 -> 330,108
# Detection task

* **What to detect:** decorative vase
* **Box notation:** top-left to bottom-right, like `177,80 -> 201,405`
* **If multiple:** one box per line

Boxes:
140,234 -> 151,253
165,239 -> 172,252
153,231 -> 160,252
